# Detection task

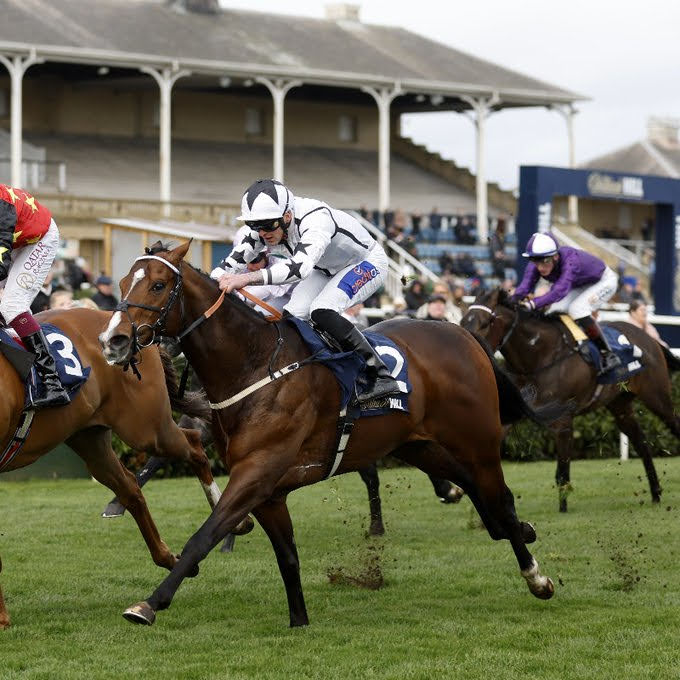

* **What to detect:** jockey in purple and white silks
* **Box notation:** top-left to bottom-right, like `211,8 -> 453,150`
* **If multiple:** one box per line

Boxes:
512,232 -> 621,375
211,179 -> 400,403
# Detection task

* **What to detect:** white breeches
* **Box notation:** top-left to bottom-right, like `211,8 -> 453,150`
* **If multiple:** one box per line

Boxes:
548,267 -> 618,319
0,219 -> 60,324
284,242 -> 389,319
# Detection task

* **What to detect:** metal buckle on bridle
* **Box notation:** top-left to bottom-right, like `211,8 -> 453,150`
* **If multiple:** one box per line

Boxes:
135,323 -> 156,348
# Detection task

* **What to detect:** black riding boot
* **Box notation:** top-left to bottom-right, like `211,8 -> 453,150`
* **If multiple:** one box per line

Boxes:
311,308 -> 400,404
575,316 -> 621,375
22,329 -> 71,409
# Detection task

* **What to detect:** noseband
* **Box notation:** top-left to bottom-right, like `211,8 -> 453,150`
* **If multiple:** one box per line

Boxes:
467,303 -> 519,351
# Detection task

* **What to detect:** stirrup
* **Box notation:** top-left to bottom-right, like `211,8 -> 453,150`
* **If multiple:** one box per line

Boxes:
357,376 -> 400,404
598,352 -> 622,374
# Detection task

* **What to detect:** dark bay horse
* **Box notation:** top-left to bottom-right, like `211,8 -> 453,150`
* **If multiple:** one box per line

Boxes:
462,287 -> 680,512
0,307 -> 225,629
100,242 -> 557,628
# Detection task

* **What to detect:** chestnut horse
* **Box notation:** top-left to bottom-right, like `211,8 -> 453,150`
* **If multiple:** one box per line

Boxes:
101,242 -> 557,628
0,307 -> 223,630
462,288 -> 680,512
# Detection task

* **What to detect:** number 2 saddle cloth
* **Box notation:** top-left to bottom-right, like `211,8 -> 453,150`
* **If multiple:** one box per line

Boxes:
286,317 -> 411,416
0,322 -> 91,408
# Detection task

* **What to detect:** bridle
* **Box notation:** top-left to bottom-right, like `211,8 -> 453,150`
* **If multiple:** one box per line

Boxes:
467,302 -> 519,352
115,255 -> 186,356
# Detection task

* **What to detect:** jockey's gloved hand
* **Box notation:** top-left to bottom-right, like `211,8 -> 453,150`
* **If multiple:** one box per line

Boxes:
519,299 -> 535,311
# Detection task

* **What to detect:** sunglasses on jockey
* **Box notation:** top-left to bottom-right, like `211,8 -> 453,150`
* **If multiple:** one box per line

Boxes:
246,217 -> 285,232
529,255 -> 555,264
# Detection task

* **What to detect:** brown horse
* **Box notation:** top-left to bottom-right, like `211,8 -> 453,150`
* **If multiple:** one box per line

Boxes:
0,307 -> 225,630
461,287 -> 680,512
100,242 -> 558,628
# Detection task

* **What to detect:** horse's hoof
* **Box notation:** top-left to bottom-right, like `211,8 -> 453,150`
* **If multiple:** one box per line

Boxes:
441,485 -> 465,504
532,577 -> 555,600
368,522 -> 385,537
101,503 -> 125,518
521,521 -> 537,544
232,515 -> 255,536
123,602 -> 156,626
220,534 -> 236,553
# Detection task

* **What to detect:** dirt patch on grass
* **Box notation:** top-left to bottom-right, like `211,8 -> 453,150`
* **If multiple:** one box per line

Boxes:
327,542 -> 384,590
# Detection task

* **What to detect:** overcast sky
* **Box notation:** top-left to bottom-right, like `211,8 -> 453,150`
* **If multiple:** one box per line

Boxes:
219,0 -> 679,190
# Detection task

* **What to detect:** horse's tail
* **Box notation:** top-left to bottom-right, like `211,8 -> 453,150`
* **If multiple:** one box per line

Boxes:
471,332 -> 563,426
661,344 -> 680,373
159,347 -> 210,421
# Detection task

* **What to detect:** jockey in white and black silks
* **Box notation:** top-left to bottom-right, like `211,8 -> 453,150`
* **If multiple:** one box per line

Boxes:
512,231 -> 621,375
211,178 -> 400,403
0,184 -> 70,408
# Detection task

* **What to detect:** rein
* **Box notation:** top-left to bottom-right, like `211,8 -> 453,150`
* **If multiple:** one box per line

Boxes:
469,302 -> 578,375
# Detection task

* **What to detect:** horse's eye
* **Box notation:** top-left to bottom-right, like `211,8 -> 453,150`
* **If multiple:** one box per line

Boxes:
152,282 -> 165,292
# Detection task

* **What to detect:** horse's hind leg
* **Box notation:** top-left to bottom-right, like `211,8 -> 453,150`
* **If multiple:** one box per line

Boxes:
608,396 -> 662,503
252,498 -> 309,627
394,441 -> 552,598
551,419 -> 574,513
358,464 -> 385,536
67,427 -> 177,572
102,455 -> 166,518
0,556 -> 9,629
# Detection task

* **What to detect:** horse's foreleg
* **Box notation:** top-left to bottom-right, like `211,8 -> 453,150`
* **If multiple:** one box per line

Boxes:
608,398 -> 662,503
67,428 -> 177,572
552,420 -> 574,513
124,460 -> 280,626
252,498 -> 308,627
0,556 -> 9,630
358,464 -> 384,536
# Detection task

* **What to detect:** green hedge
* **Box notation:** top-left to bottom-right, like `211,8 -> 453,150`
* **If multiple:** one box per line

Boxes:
504,372 -> 680,461
112,366 -> 680,477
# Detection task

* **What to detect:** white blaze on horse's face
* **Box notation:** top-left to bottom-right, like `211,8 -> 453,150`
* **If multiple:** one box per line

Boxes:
100,267 -> 147,363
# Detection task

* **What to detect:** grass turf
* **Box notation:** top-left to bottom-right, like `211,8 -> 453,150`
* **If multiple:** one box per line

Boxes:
1,458 -> 679,679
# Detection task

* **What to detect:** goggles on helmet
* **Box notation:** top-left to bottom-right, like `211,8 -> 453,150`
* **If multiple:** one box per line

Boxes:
246,218 -> 283,232
529,255 -> 555,264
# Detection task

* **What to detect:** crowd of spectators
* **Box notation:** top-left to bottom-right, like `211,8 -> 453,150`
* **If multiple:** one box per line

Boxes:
26,256 -> 119,314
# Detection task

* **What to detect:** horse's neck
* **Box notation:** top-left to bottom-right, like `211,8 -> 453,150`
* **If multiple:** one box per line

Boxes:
501,314 -> 567,372
179,278 -> 292,405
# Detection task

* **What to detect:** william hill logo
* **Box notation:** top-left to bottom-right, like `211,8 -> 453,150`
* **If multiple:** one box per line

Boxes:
587,173 -> 644,199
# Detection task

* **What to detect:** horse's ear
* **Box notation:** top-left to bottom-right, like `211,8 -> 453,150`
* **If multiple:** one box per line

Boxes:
145,239 -> 164,255
171,239 -> 193,262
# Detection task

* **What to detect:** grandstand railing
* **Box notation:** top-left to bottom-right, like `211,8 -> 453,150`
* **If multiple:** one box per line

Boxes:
350,210 -> 440,300
0,158 -> 67,193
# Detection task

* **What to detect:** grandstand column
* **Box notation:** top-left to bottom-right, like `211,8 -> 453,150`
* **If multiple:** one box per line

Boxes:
462,93 -> 500,244
256,78 -> 302,182
0,50 -> 44,186
140,65 -> 191,216
550,104 -> 579,224
361,84 -> 403,213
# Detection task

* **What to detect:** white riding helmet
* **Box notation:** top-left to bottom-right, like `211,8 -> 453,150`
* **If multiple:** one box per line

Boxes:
522,232 -> 559,258
236,179 -> 293,222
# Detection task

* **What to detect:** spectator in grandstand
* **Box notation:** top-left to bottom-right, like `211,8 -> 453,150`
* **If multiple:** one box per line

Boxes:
410,211 -> 422,237
66,256 -> 92,291
383,208 -> 395,232
428,206 -> 441,231
452,252 -> 480,279
415,282 -> 462,324
359,205 -> 371,222
91,275 -> 119,311
628,300 -> 668,348
423,293 -> 448,321
451,278 -> 468,315
513,231 -> 621,375
489,218 -> 509,278
74,297 -> 100,311
30,269 -> 55,314
438,250 -> 456,275
616,276 -> 637,304
454,216 -> 475,245
0,184 -> 71,407
404,278 -> 428,312
389,295 -> 410,319
49,290 -> 73,310
212,178 -> 399,403
341,302 -> 369,330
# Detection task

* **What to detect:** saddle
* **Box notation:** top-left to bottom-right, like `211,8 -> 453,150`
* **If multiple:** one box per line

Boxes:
556,315 -> 644,385
0,323 -> 91,408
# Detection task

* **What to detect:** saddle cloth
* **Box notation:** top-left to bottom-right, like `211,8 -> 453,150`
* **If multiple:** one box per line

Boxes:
558,316 -> 644,385
286,317 -> 411,416
0,323 -> 91,407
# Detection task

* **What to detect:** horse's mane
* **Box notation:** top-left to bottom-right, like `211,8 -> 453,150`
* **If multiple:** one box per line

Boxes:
145,241 -> 271,325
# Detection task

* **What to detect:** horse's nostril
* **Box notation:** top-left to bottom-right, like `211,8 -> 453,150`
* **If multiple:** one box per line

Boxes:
109,334 -> 130,351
